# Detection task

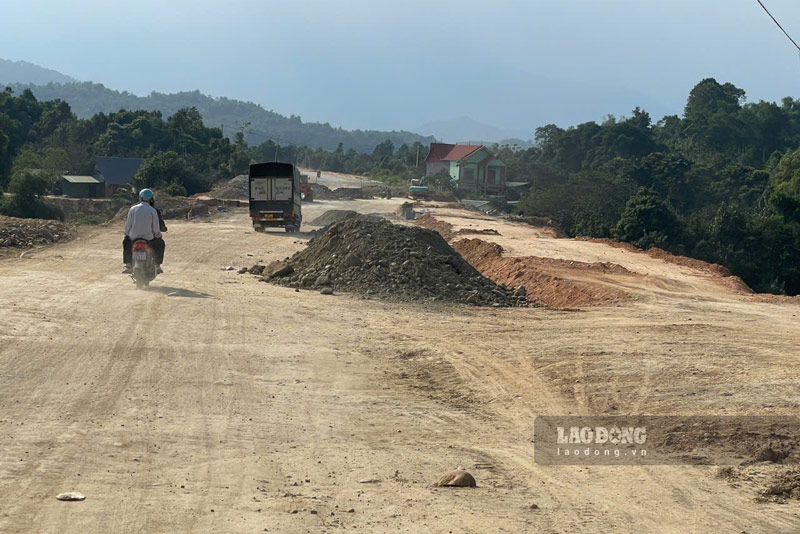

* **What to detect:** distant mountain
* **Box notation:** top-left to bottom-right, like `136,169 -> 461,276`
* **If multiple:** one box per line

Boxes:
1,58 -> 434,153
7,81 -> 433,153
416,116 -> 531,144
0,59 -> 77,85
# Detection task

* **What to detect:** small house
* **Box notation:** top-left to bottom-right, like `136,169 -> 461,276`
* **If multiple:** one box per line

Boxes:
425,143 -> 506,194
58,175 -> 104,198
94,156 -> 144,197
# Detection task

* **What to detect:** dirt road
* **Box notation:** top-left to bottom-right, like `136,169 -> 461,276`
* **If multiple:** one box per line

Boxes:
1,201 -> 800,533
298,168 -> 383,190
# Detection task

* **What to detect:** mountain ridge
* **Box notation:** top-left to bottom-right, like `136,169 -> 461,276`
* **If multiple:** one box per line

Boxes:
0,58 -> 78,85
1,59 -> 434,153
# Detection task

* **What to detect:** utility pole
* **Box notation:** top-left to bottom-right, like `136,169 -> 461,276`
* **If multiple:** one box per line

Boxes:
415,144 -> 420,168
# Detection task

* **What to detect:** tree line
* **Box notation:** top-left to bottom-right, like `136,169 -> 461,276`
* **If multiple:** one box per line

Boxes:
500,78 -> 800,295
9,81 -> 434,152
0,87 -> 249,216
4,78 -> 800,295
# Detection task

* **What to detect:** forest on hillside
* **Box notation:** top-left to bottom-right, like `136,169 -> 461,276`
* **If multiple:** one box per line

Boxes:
5,81 -> 433,153
3,78 -> 800,296
499,78 -> 800,295
274,78 -> 800,296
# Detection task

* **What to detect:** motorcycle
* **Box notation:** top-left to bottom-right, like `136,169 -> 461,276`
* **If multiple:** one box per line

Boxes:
131,239 -> 158,289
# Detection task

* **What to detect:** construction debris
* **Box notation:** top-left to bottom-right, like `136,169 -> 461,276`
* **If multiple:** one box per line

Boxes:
0,216 -> 72,247
761,469 -> 800,500
310,184 -> 374,200
262,216 -> 527,306
309,210 -> 360,226
210,174 -> 249,200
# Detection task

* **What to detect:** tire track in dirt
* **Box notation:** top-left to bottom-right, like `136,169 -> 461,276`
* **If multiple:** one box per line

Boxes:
0,279 -> 164,531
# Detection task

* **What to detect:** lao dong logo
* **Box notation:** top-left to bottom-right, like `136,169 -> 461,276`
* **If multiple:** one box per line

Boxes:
556,425 -> 647,446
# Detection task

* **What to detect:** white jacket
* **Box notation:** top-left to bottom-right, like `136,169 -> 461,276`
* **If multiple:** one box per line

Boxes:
124,202 -> 162,241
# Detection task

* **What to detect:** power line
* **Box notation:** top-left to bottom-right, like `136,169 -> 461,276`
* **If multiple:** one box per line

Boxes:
756,0 -> 800,53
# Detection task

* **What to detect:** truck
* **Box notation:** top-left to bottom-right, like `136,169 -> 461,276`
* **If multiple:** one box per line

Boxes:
299,173 -> 313,202
249,161 -> 302,233
408,177 -> 429,200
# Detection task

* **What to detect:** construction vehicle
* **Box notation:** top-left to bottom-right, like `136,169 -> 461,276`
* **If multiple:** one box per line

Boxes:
249,161 -> 302,233
408,177 -> 429,200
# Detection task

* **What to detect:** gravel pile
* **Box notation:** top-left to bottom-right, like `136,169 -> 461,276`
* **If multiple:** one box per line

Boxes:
262,216 -> 527,306
309,210 -> 360,226
0,216 -> 71,247
310,184 -> 374,200
211,174 -> 249,200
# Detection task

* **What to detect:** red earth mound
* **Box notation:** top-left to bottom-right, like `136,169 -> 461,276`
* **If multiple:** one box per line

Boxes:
452,238 -> 629,308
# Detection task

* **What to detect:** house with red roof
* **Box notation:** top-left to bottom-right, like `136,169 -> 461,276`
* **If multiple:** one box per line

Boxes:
424,143 -> 506,194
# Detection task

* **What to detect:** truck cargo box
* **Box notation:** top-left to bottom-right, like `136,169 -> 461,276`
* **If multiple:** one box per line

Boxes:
249,162 -> 302,233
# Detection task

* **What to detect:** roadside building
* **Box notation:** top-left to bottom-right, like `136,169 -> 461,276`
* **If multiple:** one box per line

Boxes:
424,143 -> 506,194
58,175 -> 104,198
94,156 -> 144,197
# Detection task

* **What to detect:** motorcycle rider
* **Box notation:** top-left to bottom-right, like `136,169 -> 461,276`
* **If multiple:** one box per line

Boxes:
122,188 -> 166,274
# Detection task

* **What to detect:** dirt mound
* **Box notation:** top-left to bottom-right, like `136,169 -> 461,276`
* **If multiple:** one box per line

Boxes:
264,216 -> 527,306
332,187 -> 373,200
417,215 -> 629,307
43,197 -> 127,224
310,183 -> 374,200
0,216 -> 72,247
417,214 -> 457,240
210,174 -> 248,200
310,183 -> 333,200
456,227 -> 500,236
453,238 -> 629,307
309,210 -> 360,226
761,469 -> 800,500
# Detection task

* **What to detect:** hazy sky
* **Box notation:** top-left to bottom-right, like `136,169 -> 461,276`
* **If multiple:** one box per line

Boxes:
2,0 -> 800,135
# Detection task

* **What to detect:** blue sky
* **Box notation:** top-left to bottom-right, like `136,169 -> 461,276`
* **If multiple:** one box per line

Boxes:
2,0 -> 799,136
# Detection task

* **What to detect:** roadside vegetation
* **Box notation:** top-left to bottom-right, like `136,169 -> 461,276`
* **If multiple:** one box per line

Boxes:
496,78 -> 800,295
8,81 -> 433,152
4,78 -> 800,294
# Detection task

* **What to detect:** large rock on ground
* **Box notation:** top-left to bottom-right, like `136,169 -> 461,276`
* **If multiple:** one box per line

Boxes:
433,470 -> 477,488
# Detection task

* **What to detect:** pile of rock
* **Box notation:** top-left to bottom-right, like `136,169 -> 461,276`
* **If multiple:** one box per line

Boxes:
210,174 -> 249,200
0,216 -> 71,247
260,216 -> 527,306
308,210 -> 360,226
310,184 -> 374,200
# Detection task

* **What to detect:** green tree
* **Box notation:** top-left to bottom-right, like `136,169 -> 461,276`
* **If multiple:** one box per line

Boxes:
0,170 -> 64,220
612,188 -> 681,249
133,151 -> 209,196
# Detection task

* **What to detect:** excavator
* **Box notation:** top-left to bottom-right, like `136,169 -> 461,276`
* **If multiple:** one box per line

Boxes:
408,177 -> 429,200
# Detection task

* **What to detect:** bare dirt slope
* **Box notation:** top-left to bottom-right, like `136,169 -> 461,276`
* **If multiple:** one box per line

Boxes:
1,203 -> 800,533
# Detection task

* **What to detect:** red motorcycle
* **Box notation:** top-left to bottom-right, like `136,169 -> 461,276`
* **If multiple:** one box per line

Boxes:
131,239 -> 158,289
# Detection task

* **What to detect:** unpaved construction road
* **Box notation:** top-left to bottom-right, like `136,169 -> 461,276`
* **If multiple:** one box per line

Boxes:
2,199 -> 800,533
